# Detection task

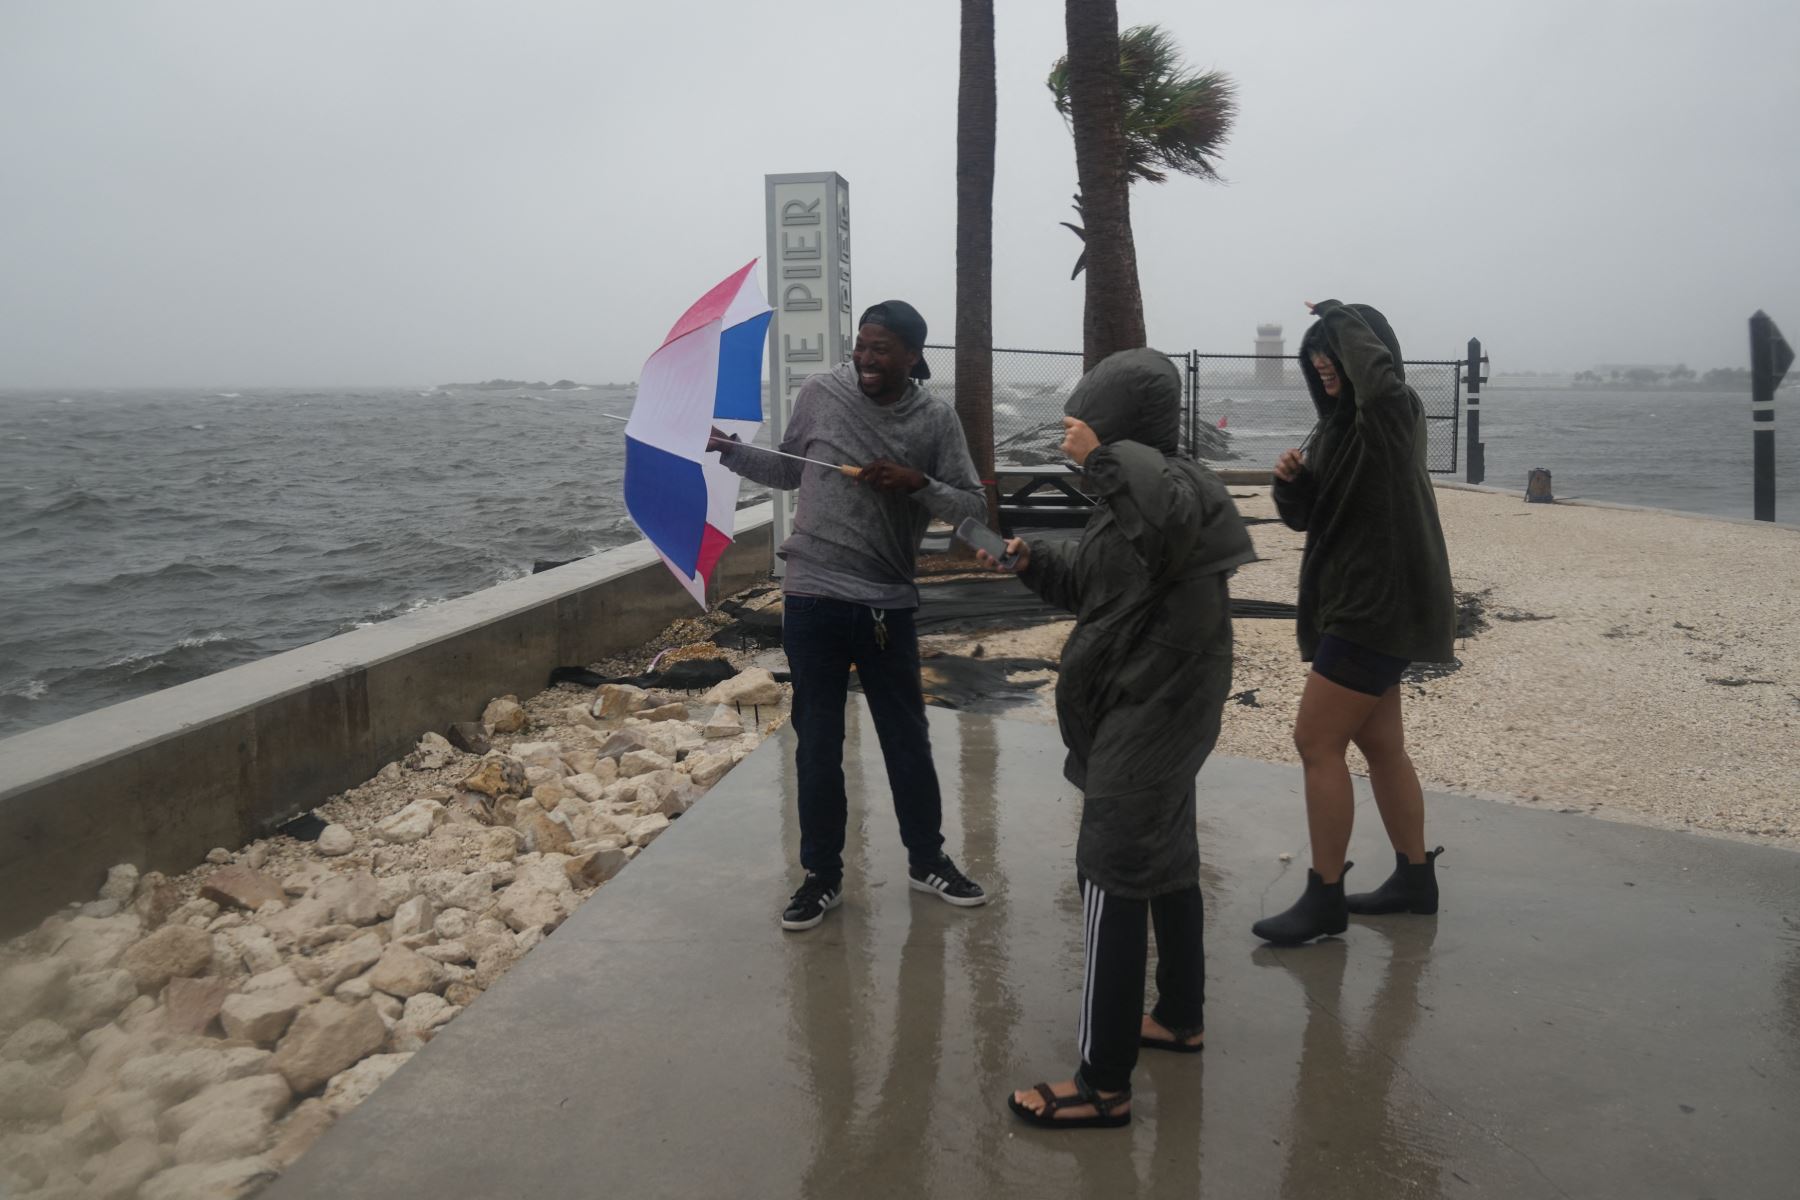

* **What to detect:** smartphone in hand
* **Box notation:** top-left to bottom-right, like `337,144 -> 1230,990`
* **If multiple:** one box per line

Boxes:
955,517 -> 1018,570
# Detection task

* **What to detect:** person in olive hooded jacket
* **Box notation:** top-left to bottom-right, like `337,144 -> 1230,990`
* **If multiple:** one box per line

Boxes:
977,348 -> 1255,1129
1252,300 -> 1456,946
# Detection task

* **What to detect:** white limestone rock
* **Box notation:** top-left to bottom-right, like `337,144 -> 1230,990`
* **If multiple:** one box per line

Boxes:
481,695 -> 529,733
96,1090 -> 162,1143
493,879 -> 572,935
700,667 -> 785,708
315,871 -> 384,927
374,799 -> 442,845
138,1156 -> 278,1200
702,704 -> 744,738
121,924 -> 213,993
594,683 -> 650,719
417,869 -> 497,913
270,999 -> 388,1094
266,1099 -> 334,1170
619,749 -> 674,778
164,1072 -> 292,1140
2,1018 -> 72,1064
433,907 -> 473,939
0,1059 -> 61,1120
0,958 -> 75,1029
86,1137 -> 168,1200
291,931 -> 383,993
367,945 -> 444,999
320,1051 -> 412,1117
627,813 -> 671,847
97,863 -> 140,904
116,1046 -> 273,1105
220,974 -> 318,1047
406,731 -> 456,770
511,740 -> 570,773
459,752 -> 529,798
391,895 -> 434,940
316,824 -> 355,857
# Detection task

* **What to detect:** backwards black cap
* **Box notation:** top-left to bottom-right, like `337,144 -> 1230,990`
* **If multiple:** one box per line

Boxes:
858,300 -> 930,380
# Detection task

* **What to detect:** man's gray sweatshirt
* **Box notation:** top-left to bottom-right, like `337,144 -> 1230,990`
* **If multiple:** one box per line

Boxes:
717,363 -> 985,608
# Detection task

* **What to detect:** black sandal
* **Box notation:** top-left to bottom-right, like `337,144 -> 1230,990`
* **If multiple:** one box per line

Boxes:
1140,1022 -> 1204,1054
1007,1076 -> 1132,1129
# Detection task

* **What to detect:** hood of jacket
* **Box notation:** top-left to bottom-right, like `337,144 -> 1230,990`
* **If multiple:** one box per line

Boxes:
1297,303 -> 1405,420
1064,348 -> 1182,455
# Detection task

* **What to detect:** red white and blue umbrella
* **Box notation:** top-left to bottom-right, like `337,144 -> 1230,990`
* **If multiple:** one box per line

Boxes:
622,261 -> 772,607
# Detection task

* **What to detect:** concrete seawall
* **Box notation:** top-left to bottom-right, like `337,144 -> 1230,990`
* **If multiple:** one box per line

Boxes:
0,504 -> 774,936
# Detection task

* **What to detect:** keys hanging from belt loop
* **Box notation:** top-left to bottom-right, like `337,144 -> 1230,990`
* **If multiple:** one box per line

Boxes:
871,607 -> 889,651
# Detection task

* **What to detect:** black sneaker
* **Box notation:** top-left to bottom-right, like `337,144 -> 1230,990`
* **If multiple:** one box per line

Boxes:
781,874 -> 843,931
908,855 -> 987,907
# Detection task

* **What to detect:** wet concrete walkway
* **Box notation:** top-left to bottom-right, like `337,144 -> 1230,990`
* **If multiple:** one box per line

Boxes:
267,704 -> 1800,1199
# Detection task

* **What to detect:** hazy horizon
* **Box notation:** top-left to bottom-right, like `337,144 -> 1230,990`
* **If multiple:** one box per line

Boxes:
3,1 -> 1796,389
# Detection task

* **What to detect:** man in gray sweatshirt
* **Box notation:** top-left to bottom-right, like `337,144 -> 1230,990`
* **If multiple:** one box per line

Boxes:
710,300 -> 989,930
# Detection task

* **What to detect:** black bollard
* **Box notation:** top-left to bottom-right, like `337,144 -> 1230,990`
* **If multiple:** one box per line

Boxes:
1749,311 -> 1792,522
1465,337 -> 1487,485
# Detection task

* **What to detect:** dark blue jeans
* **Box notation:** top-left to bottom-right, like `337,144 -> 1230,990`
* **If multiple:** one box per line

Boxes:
781,595 -> 945,880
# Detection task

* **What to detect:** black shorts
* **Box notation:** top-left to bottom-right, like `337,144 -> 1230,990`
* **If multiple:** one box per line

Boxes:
1311,634 -> 1409,696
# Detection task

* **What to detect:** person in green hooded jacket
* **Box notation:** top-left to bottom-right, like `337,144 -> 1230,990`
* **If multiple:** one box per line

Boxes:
1252,300 -> 1457,947
977,348 -> 1255,1129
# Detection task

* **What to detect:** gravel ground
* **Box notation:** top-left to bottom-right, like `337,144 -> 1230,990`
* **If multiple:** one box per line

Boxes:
925,484 -> 1800,850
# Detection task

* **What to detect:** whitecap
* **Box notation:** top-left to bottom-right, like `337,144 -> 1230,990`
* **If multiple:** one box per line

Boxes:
189,424 -> 207,431
2,678 -> 48,700
176,631 -> 230,649
213,392 -> 242,399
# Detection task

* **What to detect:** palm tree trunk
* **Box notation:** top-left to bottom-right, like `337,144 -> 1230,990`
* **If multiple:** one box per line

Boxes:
956,0 -> 1000,531
1064,0 -> 1146,369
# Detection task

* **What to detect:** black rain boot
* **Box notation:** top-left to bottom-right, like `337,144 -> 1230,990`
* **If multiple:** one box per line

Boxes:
1346,846 -> 1444,915
1252,865 -> 1351,945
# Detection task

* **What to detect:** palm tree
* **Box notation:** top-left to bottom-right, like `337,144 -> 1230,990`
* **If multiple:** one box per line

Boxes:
955,0 -> 1000,531
1061,0 -> 1142,369
1052,18 -> 1237,365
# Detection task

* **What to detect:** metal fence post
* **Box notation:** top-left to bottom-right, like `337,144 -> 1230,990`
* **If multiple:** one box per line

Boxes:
1186,350 -> 1198,458
1464,337 -> 1486,485
1750,310 -> 1793,522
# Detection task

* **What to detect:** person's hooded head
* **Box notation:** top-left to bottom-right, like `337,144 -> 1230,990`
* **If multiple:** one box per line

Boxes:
1063,347 -> 1183,455
1297,303 -> 1405,418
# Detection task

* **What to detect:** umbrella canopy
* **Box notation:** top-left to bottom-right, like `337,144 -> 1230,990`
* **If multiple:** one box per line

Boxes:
623,261 -> 772,607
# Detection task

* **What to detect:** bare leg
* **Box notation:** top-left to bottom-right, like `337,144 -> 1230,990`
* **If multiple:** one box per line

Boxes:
1293,671 -> 1384,883
1350,686 -> 1428,862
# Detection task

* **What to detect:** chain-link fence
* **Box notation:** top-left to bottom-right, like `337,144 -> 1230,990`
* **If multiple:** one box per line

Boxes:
924,344 -> 1463,473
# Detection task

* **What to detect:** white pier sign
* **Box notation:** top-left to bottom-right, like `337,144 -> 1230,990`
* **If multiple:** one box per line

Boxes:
764,172 -> 851,571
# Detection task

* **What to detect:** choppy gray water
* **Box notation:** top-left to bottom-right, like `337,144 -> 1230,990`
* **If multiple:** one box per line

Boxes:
0,382 -> 1791,738
0,385 -> 666,738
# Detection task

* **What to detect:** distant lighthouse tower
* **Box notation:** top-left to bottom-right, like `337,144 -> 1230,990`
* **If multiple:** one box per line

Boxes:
1255,323 -> 1284,385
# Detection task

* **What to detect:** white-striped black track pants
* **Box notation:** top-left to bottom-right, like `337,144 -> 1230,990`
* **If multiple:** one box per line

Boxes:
1076,875 -> 1206,1092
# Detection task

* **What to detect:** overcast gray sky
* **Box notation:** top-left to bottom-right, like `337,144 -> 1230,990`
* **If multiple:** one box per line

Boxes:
2,0 -> 1795,386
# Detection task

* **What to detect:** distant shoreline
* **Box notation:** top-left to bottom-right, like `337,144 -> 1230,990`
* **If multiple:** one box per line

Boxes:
437,378 -> 633,392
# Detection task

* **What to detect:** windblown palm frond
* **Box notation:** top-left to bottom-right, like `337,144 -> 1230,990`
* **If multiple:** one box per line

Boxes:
1048,24 -> 1238,186
1049,24 -> 1236,278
